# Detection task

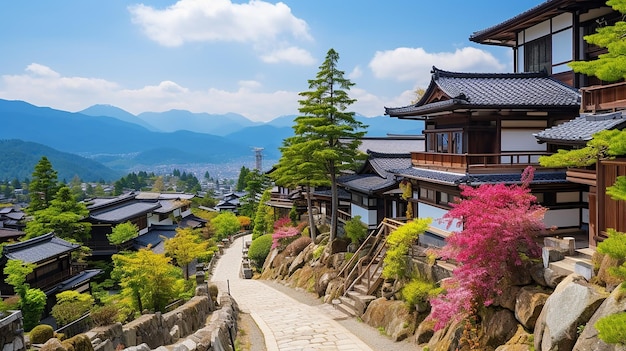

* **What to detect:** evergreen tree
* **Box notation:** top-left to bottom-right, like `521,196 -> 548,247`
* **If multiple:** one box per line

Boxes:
25,186 -> 92,242
28,156 -> 60,213
569,0 -> 626,81
236,166 -> 251,191
240,169 -> 270,218
292,48 -> 366,240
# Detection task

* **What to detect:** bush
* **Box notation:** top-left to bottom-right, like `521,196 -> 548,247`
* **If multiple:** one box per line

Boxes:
52,291 -> 94,327
248,234 -> 273,268
62,334 -> 93,351
284,236 -> 312,257
90,304 -> 119,327
345,216 -> 368,245
401,278 -> 442,310
29,324 -> 54,344
271,226 -> 300,250
23,288 -> 47,331
313,245 -> 325,259
596,311 -> 626,344
382,219 -> 431,280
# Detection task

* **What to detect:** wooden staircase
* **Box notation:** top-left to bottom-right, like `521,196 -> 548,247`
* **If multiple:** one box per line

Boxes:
334,219 -> 402,317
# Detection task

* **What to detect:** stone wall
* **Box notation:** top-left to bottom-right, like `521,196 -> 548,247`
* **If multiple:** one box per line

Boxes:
87,294 -> 238,351
0,310 -> 26,351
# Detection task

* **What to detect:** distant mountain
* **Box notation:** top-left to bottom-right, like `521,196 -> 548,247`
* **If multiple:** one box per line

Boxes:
0,99 -> 254,170
137,110 -> 262,136
266,115 -> 297,128
80,104 -> 158,131
224,125 -> 294,159
0,139 -> 122,182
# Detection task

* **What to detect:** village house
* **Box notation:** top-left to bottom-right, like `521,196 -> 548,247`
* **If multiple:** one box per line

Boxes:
381,0 -> 625,249
468,0 -> 626,247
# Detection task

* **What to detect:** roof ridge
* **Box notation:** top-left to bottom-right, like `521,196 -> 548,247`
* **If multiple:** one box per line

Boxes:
432,66 -> 547,79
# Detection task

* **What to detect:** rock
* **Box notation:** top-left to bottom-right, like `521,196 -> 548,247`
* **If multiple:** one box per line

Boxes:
93,339 -> 113,351
542,247 -> 565,268
480,308 -> 519,348
515,286 -> 550,330
534,274 -> 609,351
316,271 -> 337,297
41,338 -> 66,351
529,263 -> 548,287
509,261 -> 534,286
288,248 -> 308,275
493,285 -> 521,312
415,319 -> 435,344
427,317 -> 465,351
325,252 -> 347,269
495,324 -> 534,351
329,238 -> 349,254
573,285 -> 626,351
361,298 -> 415,341
543,267 -> 566,288
170,324 -> 180,342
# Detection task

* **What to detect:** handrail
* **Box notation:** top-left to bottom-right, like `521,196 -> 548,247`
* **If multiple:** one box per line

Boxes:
340,218 -> 402,295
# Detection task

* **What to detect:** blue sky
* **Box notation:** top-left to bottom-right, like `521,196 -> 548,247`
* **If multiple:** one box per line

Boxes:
0,0 -> 543,122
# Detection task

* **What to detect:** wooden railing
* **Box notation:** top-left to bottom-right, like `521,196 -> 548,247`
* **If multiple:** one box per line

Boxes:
412,151 -> 549,172
581,82 -> 626,113
339,218 -> 403,296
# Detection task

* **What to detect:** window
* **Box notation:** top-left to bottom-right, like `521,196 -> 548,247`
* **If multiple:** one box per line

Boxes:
425,130 -> 464,154
525,36 -> 551,73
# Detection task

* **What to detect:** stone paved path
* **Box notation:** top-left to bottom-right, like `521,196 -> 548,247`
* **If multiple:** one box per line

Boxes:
211,235 -> 374,351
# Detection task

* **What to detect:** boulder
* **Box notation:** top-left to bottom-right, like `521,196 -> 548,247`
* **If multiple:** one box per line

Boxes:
480,308 -> 519,348
493,285 -> 521,312
495,324 -> 534,351
573,285 -> 626,351
361,298 -> 414,341
534,274 -> 609,351
315,271 -> 337,297
41,338 -> 66,351
515,286 -> 550,330
543,267 -> 566,288
427,317 -> 465,351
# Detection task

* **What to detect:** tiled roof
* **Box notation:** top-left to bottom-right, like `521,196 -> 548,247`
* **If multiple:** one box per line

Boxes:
133,225 -> 178,254
0,228 -> 24,239
367,151 -> 412,178
89,201 -> 161,223
534,112 -> 626,145
312,188 -> 351,200
55,269 -> 103,292
339,151 -> 413,194
386,67 -> 580,117
392,167 -> 567,186
338,174 -> 397,194
355,136 -> 425,154
3,233 -> 80,263
179,214 -> 207,228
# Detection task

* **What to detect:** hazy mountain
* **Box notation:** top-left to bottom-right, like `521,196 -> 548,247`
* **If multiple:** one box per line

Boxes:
0,139 -> 122,182
266,115 -> 297,128
137,110 -> 262,136
265,114 -> 423,136
80,104 -> 158,131
0,99 -> 253,170
224,125 -> 294,159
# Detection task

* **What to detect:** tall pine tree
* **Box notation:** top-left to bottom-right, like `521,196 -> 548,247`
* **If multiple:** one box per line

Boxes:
28,156 -> 60,213
291,48 -> 366,241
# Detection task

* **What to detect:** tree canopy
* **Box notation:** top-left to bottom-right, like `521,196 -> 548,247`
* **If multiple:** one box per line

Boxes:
569,0 -> 626,82
107,222 -> 139,246
28,156 -> 60,213
211,211 -> 241,241
289,48 -> 366,240
164,227 -> 208,279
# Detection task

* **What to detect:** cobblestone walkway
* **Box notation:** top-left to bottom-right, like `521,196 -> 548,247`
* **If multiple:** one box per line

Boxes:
211,235 -> 374,351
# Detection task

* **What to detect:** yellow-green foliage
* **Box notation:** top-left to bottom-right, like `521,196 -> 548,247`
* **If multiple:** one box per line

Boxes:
597,229 -> 626,286
62,334 -> 94,351
382,218 -> 431,280
89,305 -> 119,327
401,278 -> 443,310
29,324 -> 54,344
596,312 -> 626,345
313,245 -> 325,259
52,291 -> 94,327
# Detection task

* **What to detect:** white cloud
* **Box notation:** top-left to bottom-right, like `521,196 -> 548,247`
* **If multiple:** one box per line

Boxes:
128,0 -> 312,47
260,46 -> 315,65
369,47 -> 506,87
0,64 -> 299,122
348,65 -> 362,79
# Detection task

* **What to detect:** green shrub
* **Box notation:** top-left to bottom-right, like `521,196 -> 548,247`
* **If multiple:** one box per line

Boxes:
62,334 -> 93,351
401,278 -> 442,310
52,291 -> 94,327
596,312 -> 626,344
248,234 -> 273,268
597,229 -> 626,286
29,324 -> 54,344
345,216 -> 368,245
382,218 -> 431,280
22,288 -> 47,331
90,305 -> 119,327
313,245 -> 325,259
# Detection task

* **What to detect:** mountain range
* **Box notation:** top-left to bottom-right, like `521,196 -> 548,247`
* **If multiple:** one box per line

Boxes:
0,99 -> 423,181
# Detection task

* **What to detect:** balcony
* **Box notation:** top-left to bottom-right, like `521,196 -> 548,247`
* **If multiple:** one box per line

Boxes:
581,82 -> 626,113
411,151 -> 549,173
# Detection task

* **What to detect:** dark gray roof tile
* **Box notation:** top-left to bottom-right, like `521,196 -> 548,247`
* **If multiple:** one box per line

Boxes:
3,233 -> 80,263
534,112 -> 626,144
392,167 -> 567,186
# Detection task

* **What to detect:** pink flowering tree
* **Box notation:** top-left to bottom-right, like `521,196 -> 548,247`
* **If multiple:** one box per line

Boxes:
272,226 -> 300,249
429,166 -> 546,330
273,216 -> 293,230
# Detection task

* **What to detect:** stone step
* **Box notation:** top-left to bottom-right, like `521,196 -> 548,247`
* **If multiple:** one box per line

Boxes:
334,300 -> 356,317
576,247 -> 595,261
346,290 -> 377,304
549,255 -> 593,279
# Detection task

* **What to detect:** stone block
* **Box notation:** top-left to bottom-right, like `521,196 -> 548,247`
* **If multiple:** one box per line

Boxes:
542,247 -> 565,268
574,261 -> 593,281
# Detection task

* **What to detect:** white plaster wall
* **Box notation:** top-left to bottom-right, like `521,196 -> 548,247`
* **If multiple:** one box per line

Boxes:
350,204 -> 377,227
417,203 -> 460,231
501,129 -> 547,151
544,208 -> 581,228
